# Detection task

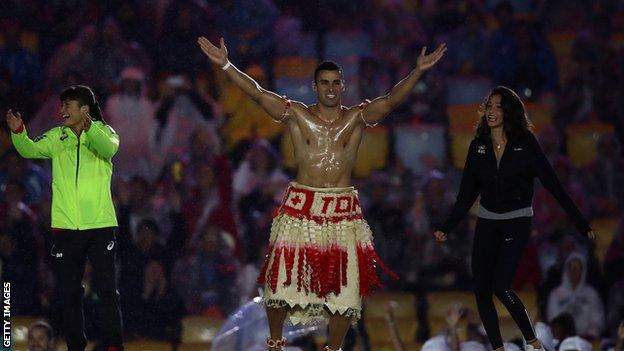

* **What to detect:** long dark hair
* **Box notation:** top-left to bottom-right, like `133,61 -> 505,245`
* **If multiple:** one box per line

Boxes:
59,85 -> 106,123
475,86 -> 533,140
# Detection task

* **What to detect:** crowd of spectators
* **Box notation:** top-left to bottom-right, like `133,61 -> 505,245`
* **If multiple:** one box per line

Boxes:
1,0 -> 624,349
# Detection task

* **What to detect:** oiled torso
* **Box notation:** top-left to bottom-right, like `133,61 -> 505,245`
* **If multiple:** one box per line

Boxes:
286,104 -> 363,188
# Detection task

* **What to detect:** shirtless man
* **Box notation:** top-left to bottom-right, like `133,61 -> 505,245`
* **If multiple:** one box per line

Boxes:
198,37 -> 446,351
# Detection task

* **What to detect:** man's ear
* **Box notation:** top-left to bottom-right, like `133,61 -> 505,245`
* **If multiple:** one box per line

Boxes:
312,81 -> 317,92
80,105 -> 90,115
342,80 -> 346,91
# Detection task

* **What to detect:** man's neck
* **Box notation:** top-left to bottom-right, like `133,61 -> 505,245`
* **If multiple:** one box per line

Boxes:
315,103 -> 342,122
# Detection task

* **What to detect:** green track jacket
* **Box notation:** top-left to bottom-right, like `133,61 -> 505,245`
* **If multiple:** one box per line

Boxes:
11,121 -> 119,230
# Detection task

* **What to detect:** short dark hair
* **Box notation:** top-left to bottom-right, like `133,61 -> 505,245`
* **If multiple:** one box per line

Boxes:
59,85 -> 105,122
550,312 -> 577,338
314,61 -> 342,82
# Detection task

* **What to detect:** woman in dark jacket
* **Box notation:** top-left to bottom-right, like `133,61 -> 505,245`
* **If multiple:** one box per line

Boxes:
434,86 -> 595,351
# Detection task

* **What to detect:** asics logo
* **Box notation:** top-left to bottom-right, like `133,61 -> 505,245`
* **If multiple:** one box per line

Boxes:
50,245 -> 63,258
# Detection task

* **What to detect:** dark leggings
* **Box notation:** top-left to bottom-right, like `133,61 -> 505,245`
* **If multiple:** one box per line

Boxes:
472,217 -> 537,349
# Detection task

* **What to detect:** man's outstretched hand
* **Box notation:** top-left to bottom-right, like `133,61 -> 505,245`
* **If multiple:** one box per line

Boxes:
416,43 -> 447,71
6,109 -> 23,132
197,36 -> 228,67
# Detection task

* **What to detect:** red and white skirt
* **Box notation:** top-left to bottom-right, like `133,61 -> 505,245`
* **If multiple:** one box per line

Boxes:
257,182 -> 397,325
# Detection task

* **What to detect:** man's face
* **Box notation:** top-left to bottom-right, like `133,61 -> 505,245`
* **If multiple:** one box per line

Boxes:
61,100 -> 85,127
567,258 -> 583,288
144,261 -> 165,286
201,229 -> 219,255
314,70 -> 344,108
136,226 -> 156,251
27,326 -> 52,351
121,80 -> 141,96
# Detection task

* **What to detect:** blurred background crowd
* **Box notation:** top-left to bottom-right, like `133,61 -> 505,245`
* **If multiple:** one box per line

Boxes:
1,0 -> 624,350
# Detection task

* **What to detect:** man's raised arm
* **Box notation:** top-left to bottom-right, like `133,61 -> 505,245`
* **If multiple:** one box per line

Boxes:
359,44 -> 447,126
198,37 -> 292,121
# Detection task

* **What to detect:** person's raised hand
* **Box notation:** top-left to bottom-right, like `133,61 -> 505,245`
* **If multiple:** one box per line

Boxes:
6,109 -> 23,132
385,301 -> 398,315
434,230 -> 448,242
197,36 -> 229,67
416,43 -> 447,71
587,229 -> 595,240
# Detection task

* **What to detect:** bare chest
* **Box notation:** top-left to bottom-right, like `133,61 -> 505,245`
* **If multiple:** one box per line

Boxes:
290,120 -> 361,155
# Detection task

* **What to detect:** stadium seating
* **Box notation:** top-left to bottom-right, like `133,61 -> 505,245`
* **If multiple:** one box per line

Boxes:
323,31 -> 373,59
394,124 -> 446,176
177,342 -> 211,351
565,122 -> 615,167
123,340 -> 172,351
525,103 -> 554,133
426,290 -> 537,340
591,218 -> 619,264
495,291 -> 538,339
180,315 -> 222,343
445,76 -> 491,105
363,292 -> 417,347
275,77 -> 316,104
274,57 -> 318,80
446,103 -> 480,169
546,32 -> 576,86
426,291 -> 475,336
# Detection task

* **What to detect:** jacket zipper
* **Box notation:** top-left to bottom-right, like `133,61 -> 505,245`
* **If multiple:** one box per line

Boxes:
75,138 -> 80,186
491,140 -> 502,199
75,135 -> 81,229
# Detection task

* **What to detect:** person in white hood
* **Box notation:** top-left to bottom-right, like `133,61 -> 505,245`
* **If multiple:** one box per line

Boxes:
104,66 -> 158,180
547,252 -> 605,339
557,336 -> 592,351
420,335 -> 452,351
419,335 -> 489,351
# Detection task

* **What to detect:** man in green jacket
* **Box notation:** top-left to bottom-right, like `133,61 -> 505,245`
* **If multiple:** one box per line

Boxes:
6,85 -> 124,351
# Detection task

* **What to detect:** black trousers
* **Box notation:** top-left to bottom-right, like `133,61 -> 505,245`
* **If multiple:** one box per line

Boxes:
51,227 -> 124,351
472,217 -> 537,349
